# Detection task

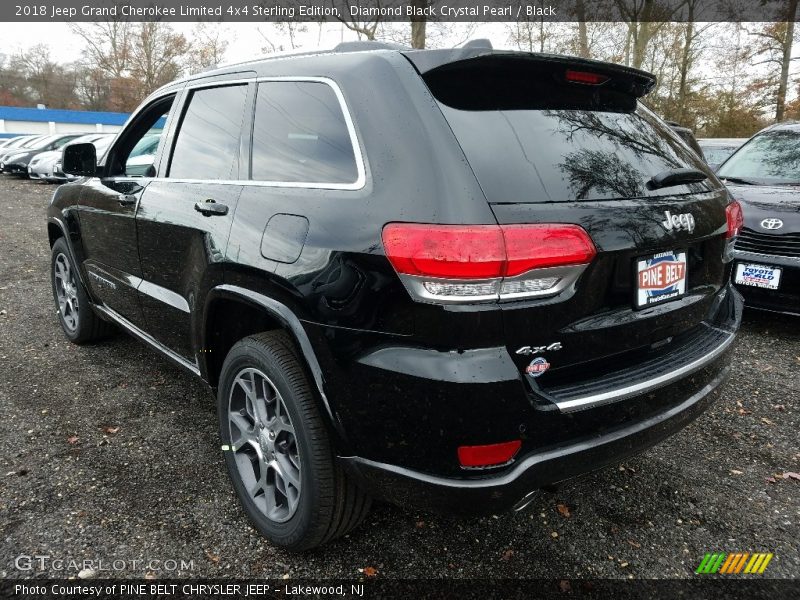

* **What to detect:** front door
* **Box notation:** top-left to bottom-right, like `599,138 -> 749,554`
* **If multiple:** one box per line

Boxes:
135,82 -> 250,364
77,94 -> 179,328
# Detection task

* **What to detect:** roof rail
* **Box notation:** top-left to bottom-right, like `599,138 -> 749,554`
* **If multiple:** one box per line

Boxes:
333,41 -> 409,52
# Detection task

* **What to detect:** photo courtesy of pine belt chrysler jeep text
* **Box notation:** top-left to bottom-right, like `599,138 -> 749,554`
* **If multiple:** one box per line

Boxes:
48,41 -> 743,550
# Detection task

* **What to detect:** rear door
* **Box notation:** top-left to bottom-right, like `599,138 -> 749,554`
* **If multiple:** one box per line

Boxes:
418,54 -> 731,385
134,79 -> 251,364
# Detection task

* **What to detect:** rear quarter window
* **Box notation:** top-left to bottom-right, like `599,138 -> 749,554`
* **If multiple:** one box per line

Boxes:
250,81 -> 359,185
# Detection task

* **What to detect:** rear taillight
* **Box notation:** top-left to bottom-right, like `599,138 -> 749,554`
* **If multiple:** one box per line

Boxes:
382,223 -> 596,304
725,201 -> 744,239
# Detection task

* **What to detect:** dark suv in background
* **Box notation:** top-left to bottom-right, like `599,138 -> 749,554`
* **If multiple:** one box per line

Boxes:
49,43 -> 742,550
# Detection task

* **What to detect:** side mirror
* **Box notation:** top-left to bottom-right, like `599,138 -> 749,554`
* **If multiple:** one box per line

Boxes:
62,143 -> 97,177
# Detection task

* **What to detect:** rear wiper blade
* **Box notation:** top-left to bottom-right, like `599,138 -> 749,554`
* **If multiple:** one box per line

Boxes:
720,176 -> 757,186
647,168 -> 708,190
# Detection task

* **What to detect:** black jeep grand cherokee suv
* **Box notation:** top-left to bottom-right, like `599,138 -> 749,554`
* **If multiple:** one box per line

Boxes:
49,44 -> 743,550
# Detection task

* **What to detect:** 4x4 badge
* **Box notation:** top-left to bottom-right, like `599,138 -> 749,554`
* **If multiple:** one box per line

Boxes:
516,342 -> 562,355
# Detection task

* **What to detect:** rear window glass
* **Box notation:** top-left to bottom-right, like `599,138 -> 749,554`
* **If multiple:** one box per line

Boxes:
427,60 -> 713,203
251,81 -> 358,184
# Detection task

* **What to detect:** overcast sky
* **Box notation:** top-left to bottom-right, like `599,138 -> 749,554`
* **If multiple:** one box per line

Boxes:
0,22 -> 510,64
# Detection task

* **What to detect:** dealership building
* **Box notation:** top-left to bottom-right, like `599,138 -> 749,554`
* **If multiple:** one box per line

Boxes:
0,106 -> 130,140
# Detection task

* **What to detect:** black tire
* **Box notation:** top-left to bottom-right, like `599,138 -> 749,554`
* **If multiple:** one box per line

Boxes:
50,237 -> 114,344
218,331 -> 371,550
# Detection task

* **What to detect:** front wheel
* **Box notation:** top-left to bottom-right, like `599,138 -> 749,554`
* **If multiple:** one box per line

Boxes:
218,331 -> 371,550
50,237 -> 114,344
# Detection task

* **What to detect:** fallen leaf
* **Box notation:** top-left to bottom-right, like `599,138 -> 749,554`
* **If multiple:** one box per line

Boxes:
773,405 -> 785,412
558,580 -> 572,592
415,521 -> 425,529
782,472 -> 800,481
627,539 -> 641,549
501,549 -> 514,561
362,566 -> 378,577
761,418 -> 773,426
730,469 -> 743,475
77,568 -> 97,580
102,426 -> 120,435
556,503 -> 571,518
766,477 -> 777,484
204,550 -> 220,564
550,531 -> 559,539
620,562 -> 630,568
67,435 -> 79,445
737,408 -> 751,416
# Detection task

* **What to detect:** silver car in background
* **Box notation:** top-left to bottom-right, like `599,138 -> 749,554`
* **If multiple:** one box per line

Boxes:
29,133 -> 114,182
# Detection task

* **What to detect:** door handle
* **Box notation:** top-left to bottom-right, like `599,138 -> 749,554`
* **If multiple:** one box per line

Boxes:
118,194 -> 137,206
194,200 -> 229,216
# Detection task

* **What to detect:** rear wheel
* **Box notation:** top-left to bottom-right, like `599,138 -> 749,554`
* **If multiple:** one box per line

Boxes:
50,237 -> 114,344
218,331 -> 371,550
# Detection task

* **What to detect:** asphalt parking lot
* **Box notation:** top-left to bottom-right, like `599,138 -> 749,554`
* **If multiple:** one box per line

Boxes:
0,176 -> 798,581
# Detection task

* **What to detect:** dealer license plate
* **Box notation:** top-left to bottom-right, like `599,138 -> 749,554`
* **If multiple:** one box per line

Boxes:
635,250 -> 688,308
734,263 -> 782,290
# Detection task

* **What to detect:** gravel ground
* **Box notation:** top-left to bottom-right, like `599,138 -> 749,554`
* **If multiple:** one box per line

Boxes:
0,177 -> 798,581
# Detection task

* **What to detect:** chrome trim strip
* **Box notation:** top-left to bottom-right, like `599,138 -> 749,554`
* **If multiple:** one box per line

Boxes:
93,304 -> 200,376
553,329 -> 735,413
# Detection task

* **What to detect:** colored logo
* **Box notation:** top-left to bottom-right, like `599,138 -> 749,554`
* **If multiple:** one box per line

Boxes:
525,357 -> 550,377
695,552 -> 774,575
760,218 -> 783,230
638,252 -> 687,305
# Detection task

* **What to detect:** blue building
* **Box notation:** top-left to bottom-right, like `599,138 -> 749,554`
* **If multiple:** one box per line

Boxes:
0,106 -> 130,139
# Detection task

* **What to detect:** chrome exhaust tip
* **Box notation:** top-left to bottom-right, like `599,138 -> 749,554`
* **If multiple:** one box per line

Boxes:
512,490 -> 539,512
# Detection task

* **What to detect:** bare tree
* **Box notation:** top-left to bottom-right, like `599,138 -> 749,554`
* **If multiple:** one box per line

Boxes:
71,21 -> 132,78
335,0 -> 382,40
186,24 -> 230,74
749,0 -> 799,121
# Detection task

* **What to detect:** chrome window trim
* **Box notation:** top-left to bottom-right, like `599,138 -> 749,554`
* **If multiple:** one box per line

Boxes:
130,76 -> 367,190
249,76 -> 367,190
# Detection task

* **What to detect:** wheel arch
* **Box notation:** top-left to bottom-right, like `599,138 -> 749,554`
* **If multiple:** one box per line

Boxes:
202,285 -> 350,450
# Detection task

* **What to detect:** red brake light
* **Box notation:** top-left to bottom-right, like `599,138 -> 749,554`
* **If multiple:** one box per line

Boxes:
725,201 -> 744,238
565,70 -> 609,85
381,223 -> 596,279
380,224 -> 505,279
458,440 -> 522,468
502,224 -> 597,276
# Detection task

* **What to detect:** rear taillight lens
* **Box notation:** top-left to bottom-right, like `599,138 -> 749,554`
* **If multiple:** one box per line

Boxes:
725,201 -> 744,238
382,223 -> 596,304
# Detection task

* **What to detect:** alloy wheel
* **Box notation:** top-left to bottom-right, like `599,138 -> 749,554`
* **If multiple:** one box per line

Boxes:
54,253 -> 79,332
227,368 -> 302,523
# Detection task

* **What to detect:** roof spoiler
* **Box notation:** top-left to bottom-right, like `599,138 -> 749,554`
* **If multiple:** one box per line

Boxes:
403,50 -> 657,99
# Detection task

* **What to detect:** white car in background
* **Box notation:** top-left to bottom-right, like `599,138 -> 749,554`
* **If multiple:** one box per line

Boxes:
31,134 -> 114,183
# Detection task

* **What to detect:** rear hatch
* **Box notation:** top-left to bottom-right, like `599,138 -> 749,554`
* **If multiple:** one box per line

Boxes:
409,51 -> 732,399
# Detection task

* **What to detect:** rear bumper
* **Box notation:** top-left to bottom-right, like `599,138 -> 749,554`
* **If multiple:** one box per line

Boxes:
335,286 -> 742,515
341,363 -> 729,515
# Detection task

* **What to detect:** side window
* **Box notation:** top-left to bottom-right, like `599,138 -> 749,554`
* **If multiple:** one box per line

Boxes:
107,95 -> 174,178
168,84 -> 248,180
125,119 -> 165,177
251,81 -> 359,184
